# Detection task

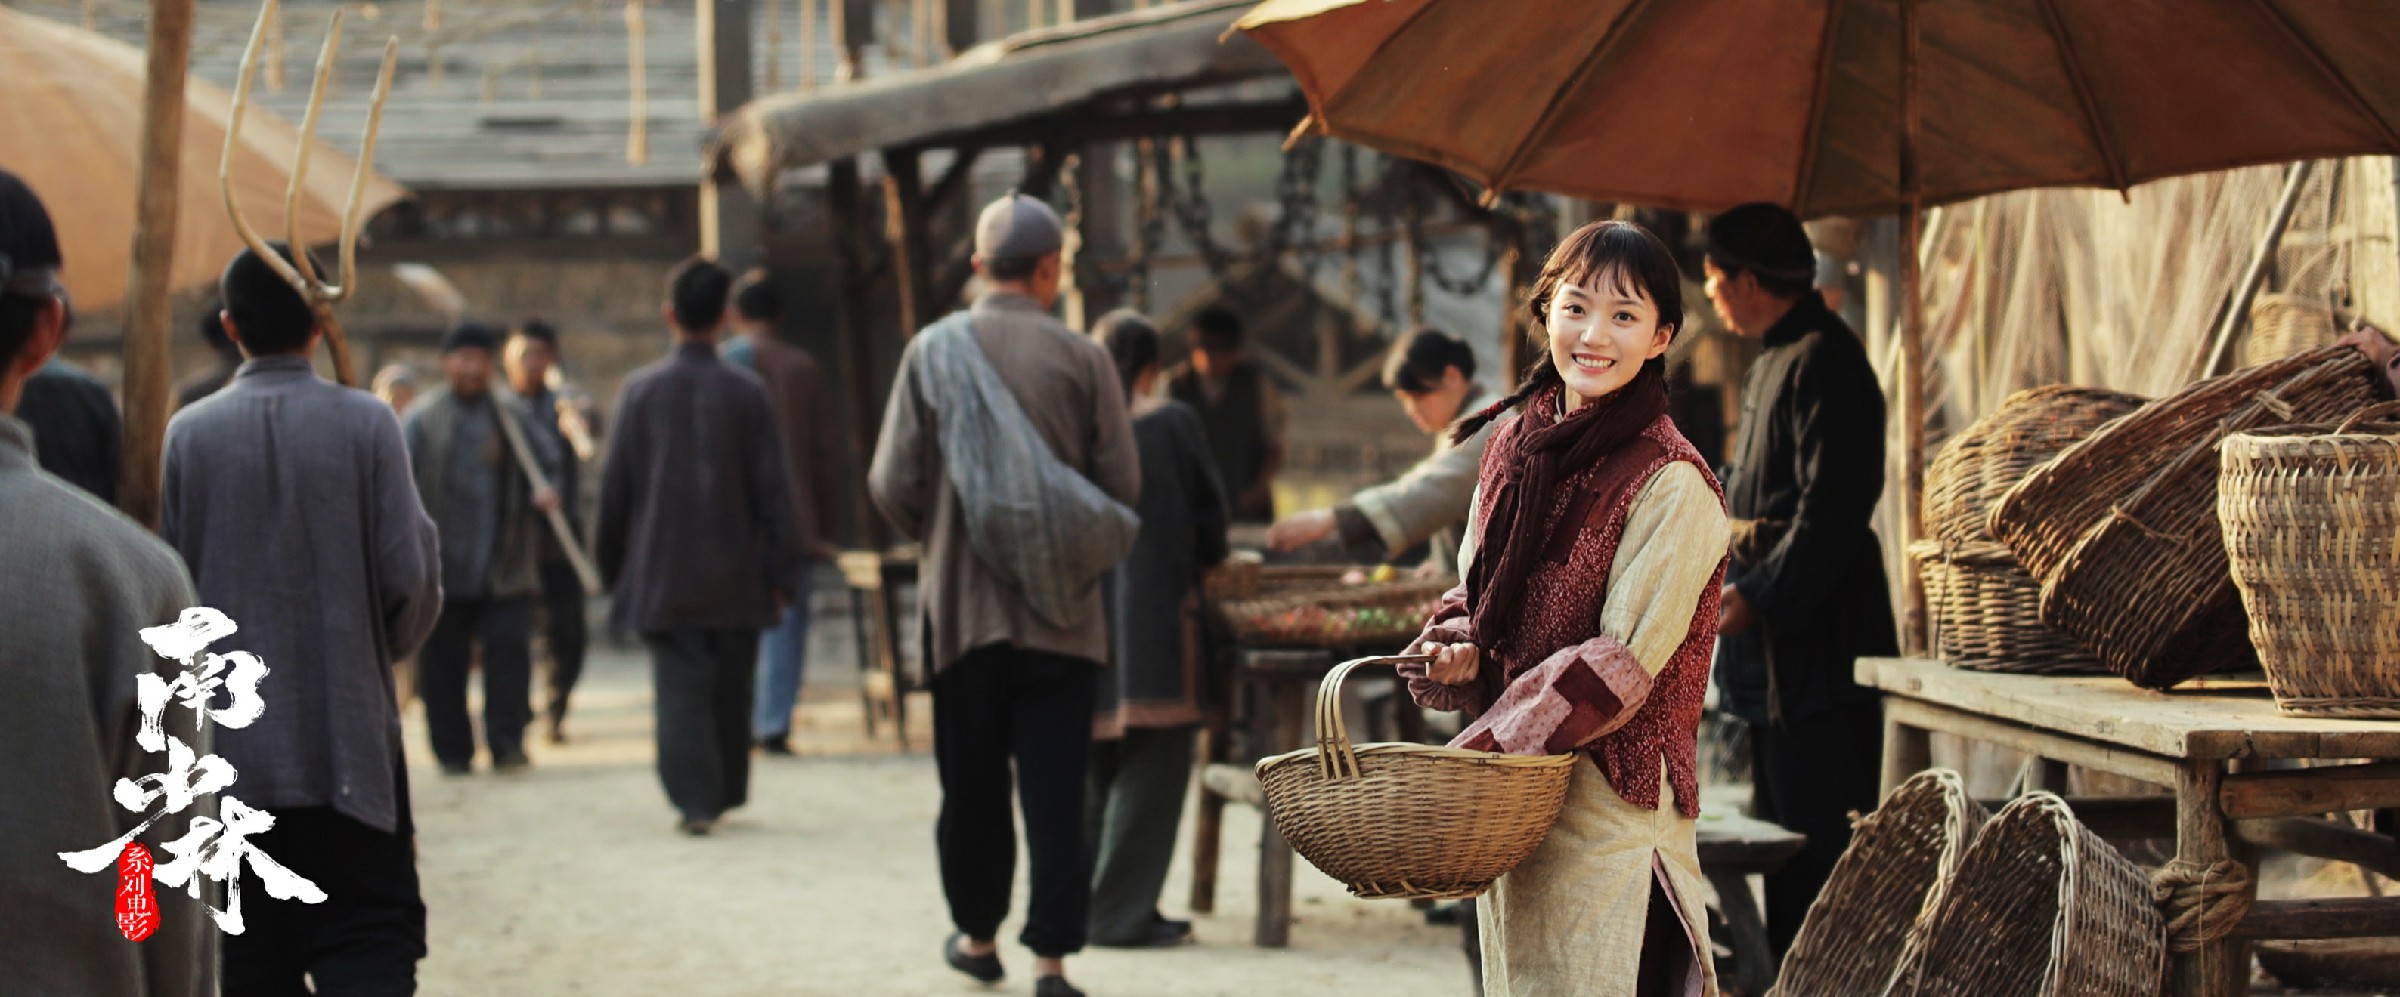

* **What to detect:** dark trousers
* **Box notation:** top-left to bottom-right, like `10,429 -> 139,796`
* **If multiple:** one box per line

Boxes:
1750,698 -> 1885,957
1083,725 -> 1196,944
645,627 -> 761,821
222,762 -> 426,996
537,559 -> 589,727
417,597 -> 534,768
933,645 -> 1096,958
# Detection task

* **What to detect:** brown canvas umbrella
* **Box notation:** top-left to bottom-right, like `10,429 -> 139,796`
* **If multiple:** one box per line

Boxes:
1234,0 -> 2400,216
0,3 -> 404,313
1235,0 -> 2400,686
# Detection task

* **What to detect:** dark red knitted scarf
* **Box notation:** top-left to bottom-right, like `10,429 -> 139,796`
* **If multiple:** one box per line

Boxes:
1465,364 -> 1670,665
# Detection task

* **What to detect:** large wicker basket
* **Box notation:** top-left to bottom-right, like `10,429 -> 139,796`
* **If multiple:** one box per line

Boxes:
1991,347 -> 2386,688
1254,656 -> 1576,899
1220,580 -> 1450,648
2243,293 -> 2350,370
1912,541 -> 2104,674
1771,770 -> 1989,997
2220,400 -> 2400,718
1923,386 -> 2145,551
1896,794 -> 2167,997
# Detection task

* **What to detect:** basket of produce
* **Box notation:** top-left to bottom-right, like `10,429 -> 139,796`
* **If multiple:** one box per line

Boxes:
1255,656 -> 1576,899
1911,541 -> 2103,674
1922,386 -> 2145,551
2220,400 -> 2400,718
1220,579 -> 1450,648
1896,794 -> 2166,997
1772,769 -> 1989,997
1990,346 -> 2387,688
1201,553 -> 1358,602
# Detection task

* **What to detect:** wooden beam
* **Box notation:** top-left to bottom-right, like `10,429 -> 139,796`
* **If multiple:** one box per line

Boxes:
2236,817 -> 2400,881
2223,762 -> 2400,821
923,145 -> 985,219
1973,795 -> 2178,842
2175,759 -> 2246,996
2234,898 -> 2400,941
882,148 -> 930,337
119,0 -> 199,530
943,95 -> 1309,154
826,158 -> 886,549
1882,697 -> 2184,788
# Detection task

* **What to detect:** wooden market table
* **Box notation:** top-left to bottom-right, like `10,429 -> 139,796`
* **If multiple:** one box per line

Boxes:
1863,657 -> 2400,997
837,547 -> 918,750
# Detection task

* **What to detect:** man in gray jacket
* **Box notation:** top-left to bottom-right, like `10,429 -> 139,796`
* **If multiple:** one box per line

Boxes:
0,168 -> 210,997
871,194 -> 1139,997
596,258 -> 804,837
403,321 -> 562,775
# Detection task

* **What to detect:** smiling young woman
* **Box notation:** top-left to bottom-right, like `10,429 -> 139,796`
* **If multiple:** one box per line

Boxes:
1399,221 -> 1733,996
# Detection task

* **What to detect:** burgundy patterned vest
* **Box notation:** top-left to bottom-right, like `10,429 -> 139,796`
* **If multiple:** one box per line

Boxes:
1469,412 -> 1726,816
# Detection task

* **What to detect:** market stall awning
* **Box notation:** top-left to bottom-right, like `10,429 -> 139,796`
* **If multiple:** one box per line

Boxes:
707,0 -> 1291,189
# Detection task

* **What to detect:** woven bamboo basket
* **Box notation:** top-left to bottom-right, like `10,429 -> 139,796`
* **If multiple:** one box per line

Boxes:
1991,347 -> 2385,688
1923,386 -> 2146,551
2242,293 -> 2348,370
1770,770 -> 1989,997
1220,580 -> 1450,648
1911,541 -> 2104,674
1201,556 -> 1354,602
1895,794 -> 2167,997
2220,400 -> 2400,718
1254,656 -> 1576,899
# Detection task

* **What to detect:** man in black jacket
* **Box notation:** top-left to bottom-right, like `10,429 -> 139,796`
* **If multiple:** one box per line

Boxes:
1705,202 -> 1898,958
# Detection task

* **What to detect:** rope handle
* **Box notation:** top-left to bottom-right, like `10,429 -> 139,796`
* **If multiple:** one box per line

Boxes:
1312,654 -> 1435,782
2336,399 -> 2400,434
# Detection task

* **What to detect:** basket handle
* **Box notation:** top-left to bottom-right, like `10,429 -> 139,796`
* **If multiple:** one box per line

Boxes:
2336,400 -> 2400,434
1312,654 -> 1435,782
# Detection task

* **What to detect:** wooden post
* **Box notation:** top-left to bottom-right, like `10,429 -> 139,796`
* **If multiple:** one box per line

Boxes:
1254,675 -> 1302,948
882,148 -> 929,337
1896,0 -> 1931,656
119,0 -> 200,529
2174,761 -> 2248,996
1188,723 -> 1225,913
827,159 -> 887,550
1879,703 -> 1931,795
697,0 -> 760,268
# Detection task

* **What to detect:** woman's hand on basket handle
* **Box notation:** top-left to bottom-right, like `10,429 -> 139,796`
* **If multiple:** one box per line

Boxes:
1415,640 -> 1480,686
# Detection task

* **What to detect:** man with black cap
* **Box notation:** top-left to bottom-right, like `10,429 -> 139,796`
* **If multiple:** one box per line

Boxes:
1703,201 -> 1897,958
595,256 -> 804,836
505,317 -> 600,744
870,192 -> 1139,997
403,321 -> 563,775
162,237 -> 443,994
0,168 -> 213,997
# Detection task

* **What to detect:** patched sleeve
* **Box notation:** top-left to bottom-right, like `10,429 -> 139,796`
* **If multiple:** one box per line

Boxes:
1450,464 -> 1728,755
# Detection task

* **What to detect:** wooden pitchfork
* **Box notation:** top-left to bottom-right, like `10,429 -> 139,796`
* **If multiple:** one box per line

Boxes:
220,0 -> 395,388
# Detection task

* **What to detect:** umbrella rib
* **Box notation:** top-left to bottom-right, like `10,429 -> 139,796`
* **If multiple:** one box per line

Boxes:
1487,0 -> 1658,197
2033,0 -> 2129,194
2250,0 -> 2400,154
1790,0 -> 1847,210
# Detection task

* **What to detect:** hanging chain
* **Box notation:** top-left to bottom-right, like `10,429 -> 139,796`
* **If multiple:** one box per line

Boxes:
1164,136 -> 1237,281
1270,135 -> 1327,275
1127,139 -> 1168,313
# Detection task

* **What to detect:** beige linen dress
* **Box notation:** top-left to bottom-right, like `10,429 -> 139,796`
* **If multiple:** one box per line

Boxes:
1454,461 -> 1731,997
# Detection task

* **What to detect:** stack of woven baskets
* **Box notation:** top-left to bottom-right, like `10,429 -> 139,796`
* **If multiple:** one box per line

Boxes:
2219,400 -> 2400,717
1915,386 -> 2143,673
1990,346 -> 2387,688
1771,773 -> 2166,997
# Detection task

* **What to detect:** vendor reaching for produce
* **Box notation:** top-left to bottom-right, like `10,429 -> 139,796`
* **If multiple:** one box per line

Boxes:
1400,220 -> 1730,997
1265,328 -> 1507,578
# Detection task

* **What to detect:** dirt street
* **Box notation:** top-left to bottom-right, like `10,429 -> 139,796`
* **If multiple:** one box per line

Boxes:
404,623 -> 1471,996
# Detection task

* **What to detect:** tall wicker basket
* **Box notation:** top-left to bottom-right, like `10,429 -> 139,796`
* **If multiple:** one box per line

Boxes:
2220,401 -> 2400,718
1253,656 -> 1576,899
1770,770 -> 1989,997
1923,386 -> 2145,551
1991,347 -> 2386,688
1912,541 -> 2103,674
1895,794 -> 2167,997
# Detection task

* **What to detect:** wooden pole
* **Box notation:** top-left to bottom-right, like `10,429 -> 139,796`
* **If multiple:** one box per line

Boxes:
492,386 -> 603,594
1896,0 -> 1930,655
626,0 -> 649,166
882,148 -> 929,337
827,159 -> 886,550
119,0 -> 200,529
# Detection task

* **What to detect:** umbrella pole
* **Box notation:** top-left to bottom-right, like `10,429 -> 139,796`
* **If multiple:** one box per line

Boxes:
119,0 -> 200,530
1897,0 -> 1929,655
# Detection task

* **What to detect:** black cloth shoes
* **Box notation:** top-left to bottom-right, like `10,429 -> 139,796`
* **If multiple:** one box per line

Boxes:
1033,976 -> 1085,997
1091,914 -> 1193,949
944,933 -> 1003,984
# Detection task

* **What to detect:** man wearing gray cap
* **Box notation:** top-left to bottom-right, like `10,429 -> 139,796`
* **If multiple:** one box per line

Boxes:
871,193 -> 1140,997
